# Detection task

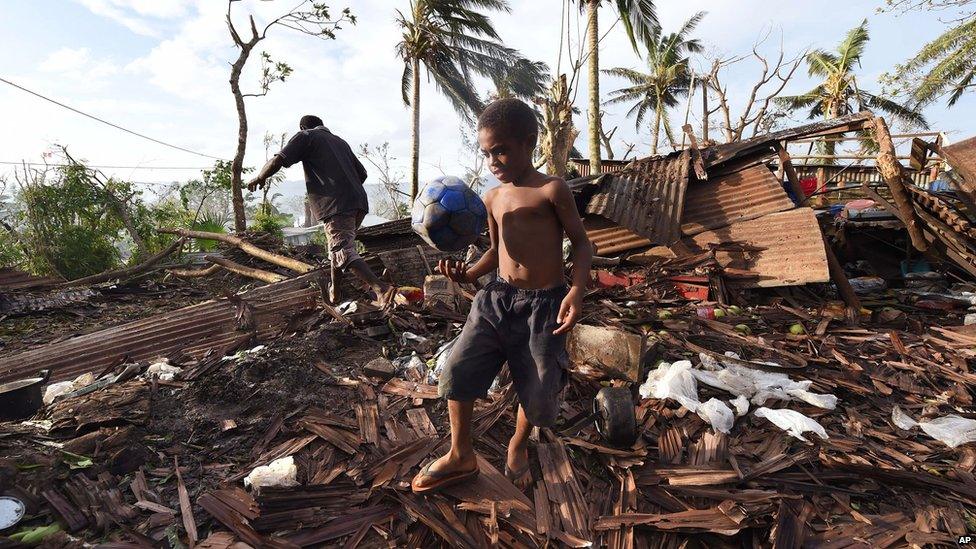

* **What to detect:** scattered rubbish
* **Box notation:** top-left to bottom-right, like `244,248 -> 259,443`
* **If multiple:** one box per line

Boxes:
691,352 -> 837,409
43,381 -> 75,405
146,361 -> 182,382
243,456 -> 298,491
891,407 -> 976,448
568,324 -> 644,382
754,407 -> 828,442
0,496 -> 25,530
730,394 -> 750,417
849,276 -> 887,294
696,398 -> 734,434
638,360 -> 700,411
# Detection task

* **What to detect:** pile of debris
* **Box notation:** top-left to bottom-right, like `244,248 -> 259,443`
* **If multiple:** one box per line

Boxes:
1,112 -> 975,547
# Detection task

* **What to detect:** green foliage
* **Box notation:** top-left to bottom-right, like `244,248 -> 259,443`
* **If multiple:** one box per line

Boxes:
251,208 -> 287,239
15,164 -> 127,278
777,20 -> 927,127
191,210 -> 230,252
604,12 -> 704,153
885,17 -> 976,107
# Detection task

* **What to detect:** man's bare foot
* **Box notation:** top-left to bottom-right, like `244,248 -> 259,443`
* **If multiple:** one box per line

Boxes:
505,445 -> 532,490
411,451 -> 479,494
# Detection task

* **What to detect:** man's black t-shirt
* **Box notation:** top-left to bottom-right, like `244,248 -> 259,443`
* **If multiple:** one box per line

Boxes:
277,126 -> 368,222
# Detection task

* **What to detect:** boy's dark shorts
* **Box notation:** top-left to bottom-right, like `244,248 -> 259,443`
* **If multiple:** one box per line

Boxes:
438,280 -> 569,427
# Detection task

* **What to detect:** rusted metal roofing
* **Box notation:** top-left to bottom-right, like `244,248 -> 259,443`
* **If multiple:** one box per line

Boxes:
704,112 -> 875,169
681,164 -> 794,236
0,268 -> 62,291
0,273 -> 322,384
581,150 -> 691,245
583,215 -> 652,255
680,208 -> 829,288
568,159 -> 632,177
941,136 -> 976,199
356,218 -> 413,238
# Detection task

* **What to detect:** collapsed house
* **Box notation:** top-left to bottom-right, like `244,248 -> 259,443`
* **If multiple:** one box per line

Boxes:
1,113 -> 975,548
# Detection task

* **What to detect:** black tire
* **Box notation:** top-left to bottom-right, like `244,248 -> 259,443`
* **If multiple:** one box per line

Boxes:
593,386 -> 637,447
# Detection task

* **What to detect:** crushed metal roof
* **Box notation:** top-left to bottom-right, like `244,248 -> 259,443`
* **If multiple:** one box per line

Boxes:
578,150 -> 691,245
583,215 -> 652,255
0,273 -> 322,384
703,112 -> 875,169
680,208 -> 829,288
681,164 -> 795,236
568,158 -> 632,177
0,268 -> 62,291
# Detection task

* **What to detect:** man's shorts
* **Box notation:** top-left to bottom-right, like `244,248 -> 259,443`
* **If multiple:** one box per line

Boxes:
438,280 -> 570,427
323,211 -> 365,270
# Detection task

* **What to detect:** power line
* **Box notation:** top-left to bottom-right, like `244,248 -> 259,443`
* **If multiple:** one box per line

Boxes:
0,161 -> 211,170
0,77 -> 226,161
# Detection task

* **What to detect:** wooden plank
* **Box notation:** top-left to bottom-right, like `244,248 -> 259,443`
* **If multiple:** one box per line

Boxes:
873,117 -> 928,251
174,458 -> 198,546
775,143 -> 806,205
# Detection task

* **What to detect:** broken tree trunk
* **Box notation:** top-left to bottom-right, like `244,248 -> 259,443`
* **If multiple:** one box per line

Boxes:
160,228 -> 313,273
168,264 -> 221,278
59,238 -> 186,288
204,255 -> 287,284
873,117 -> 928,251
774,143 -> 805,206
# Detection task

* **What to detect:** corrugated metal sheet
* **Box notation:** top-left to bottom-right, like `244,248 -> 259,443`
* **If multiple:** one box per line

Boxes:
583,150 -> 690,245
0,268 -> 61,291
681,164 -> 794,236
583,215 -> 652,255
703,112 -> 875,169
568,159 -> 632,177
680,208 -> 829,288
942,136 -> 976,196
0,273 -> 321,384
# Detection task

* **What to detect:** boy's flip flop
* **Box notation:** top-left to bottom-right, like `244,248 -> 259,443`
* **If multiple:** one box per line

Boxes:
411,461 -> 480,495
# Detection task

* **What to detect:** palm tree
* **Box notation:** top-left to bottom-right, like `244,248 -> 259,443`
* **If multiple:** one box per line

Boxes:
894,16 -> 976,107
396,0 -> 514,200
582,1 -> 658,175
778,19 -> 927,157
604,12 -> 704,155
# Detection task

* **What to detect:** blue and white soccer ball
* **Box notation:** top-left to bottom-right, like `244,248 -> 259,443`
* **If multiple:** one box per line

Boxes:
411,176 -> 487,252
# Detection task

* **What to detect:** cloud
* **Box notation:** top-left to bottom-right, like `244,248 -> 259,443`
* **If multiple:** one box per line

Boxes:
38,47 -> 120,89
74,0 -> 193,36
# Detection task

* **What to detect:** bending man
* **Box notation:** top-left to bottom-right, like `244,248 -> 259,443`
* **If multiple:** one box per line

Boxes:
248,115 -> 392,303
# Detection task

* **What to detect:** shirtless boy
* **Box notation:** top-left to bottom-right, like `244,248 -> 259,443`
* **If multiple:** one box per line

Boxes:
411,98 -> 593,493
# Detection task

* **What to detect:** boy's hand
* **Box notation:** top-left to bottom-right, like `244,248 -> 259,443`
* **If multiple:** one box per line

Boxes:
553,287 -> 583,335
439,259 -> 474,284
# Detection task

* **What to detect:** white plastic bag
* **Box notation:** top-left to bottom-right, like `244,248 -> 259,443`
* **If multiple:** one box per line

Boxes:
146,361 -> 183,382
697,398 -> 734,434
244,456 -> 298,491
754,407 -> 828,442
428,337 -> 459,385
638,360 -> 700,412
730,395 -> 750,417
891,406 -> 976,448
43,381 -> 75,405
691,352 -> 837,410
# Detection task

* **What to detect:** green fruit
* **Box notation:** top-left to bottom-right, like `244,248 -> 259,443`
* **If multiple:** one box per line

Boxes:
714,309 -> 726,318
789,323 -> 806,335
657,310 -> 673,320
727,305 -> 742,315
657,330 -> 668,336
734,324 -> 752,336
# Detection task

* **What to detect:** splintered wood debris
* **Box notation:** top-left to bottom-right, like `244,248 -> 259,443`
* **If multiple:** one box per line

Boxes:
2,182 -> 976,547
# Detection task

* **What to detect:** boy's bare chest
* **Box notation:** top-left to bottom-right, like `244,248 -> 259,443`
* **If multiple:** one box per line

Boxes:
491,188 -> 552,222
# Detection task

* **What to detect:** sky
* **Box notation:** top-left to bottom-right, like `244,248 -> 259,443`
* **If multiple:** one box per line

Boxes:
1,0 -> 974,221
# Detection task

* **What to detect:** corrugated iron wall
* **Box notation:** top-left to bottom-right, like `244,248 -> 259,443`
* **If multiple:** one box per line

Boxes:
568,159 -> 631,177
0,274 -> 321,384
681,164 -> 794,236
681,208 -> 829,288
584,151 -> 690,245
